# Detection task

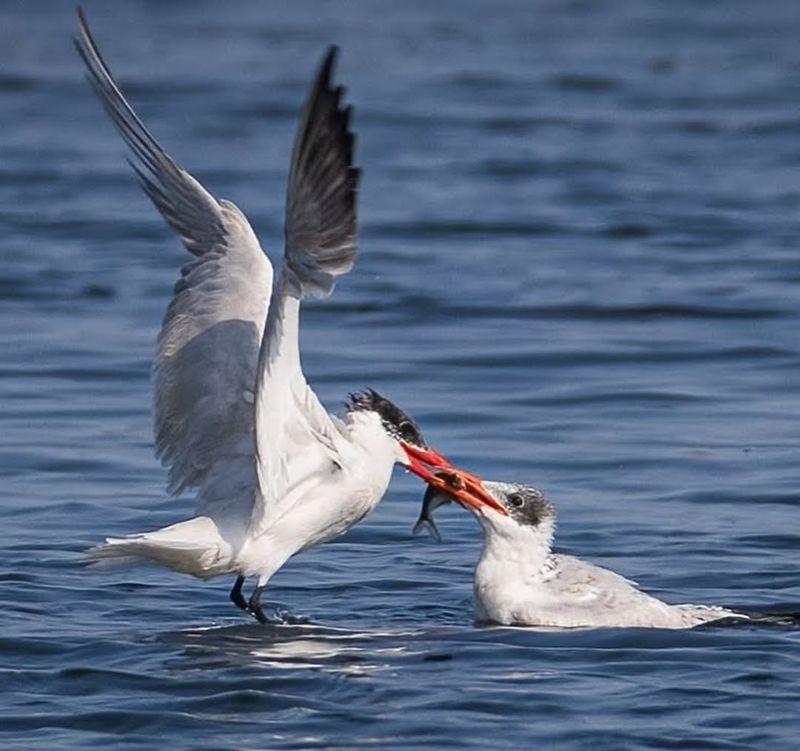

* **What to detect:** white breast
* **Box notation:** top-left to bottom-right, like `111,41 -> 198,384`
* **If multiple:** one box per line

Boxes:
236,411 -> 399,581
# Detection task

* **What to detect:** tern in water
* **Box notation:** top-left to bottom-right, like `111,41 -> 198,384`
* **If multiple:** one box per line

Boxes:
419,472 -> 747,629
76,11 -> 457,623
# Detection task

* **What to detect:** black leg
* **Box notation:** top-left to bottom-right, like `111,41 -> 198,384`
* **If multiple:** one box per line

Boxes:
229,575 -> 248,611
247,584 -> 269,624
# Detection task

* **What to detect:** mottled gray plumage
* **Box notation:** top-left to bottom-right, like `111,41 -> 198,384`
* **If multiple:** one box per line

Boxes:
501,484 -> 554,529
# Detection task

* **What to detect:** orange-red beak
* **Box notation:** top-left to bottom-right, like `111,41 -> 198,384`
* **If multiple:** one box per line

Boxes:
401,442 -> 450,472
401,444 -> 507,516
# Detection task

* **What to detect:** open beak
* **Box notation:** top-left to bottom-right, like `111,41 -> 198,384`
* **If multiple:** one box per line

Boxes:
401,443 -> 507,516
401,442 -> 450,470
426,469 -> 507,515
401,442 -> 452,486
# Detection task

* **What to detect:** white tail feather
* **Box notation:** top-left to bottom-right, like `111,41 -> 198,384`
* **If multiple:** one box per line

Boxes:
87,517 -> 235,579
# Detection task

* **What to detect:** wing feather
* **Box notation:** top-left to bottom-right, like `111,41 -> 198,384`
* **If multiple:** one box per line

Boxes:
76,10 -> 272,499
284,46 -> 360,297
251,48 -> 359,532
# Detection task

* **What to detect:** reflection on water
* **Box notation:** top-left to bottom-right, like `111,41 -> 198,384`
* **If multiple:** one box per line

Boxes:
174,623 -> 427,675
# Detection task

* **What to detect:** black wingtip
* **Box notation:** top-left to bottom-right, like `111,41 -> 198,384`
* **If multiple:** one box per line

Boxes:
310,45 -> 340,96
320,45 -> 339,78
74,5 -> 101,67
283,42 -> 358,296
76,5 -> 92,43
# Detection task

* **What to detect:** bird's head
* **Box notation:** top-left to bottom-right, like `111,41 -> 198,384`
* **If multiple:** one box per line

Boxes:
346,389 -> 453,479
422,475 -> 554,543
478,481 -> 555,536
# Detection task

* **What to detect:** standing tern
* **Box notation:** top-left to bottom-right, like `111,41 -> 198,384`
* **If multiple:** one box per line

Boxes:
76,10 -> 453,623
419,471 -> 747,629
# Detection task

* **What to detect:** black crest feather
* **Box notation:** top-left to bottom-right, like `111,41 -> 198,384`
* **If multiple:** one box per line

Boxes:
346,389 -> 428,448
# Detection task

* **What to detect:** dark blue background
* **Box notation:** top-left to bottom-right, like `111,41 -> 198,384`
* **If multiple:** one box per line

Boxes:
2,1 -> 799,748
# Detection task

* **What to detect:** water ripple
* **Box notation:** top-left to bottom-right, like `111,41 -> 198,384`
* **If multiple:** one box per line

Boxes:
2,1 -> 799,749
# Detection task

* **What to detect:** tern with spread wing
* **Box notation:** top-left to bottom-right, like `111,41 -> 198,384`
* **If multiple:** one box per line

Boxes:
419,472 -> 747,629
76,11 -> 452,623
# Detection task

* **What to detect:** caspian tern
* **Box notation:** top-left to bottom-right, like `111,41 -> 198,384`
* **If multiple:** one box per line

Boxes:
76,10 -> 452,623
419,472 -> 747,629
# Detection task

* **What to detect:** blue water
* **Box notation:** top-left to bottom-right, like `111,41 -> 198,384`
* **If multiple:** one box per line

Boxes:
2,0 -> 800,748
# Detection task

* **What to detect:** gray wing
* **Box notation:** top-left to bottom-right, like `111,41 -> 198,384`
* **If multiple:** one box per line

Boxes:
540,556 -> 739,628
76,10 -> 273,498
251,48 -> 359,531
283,46 -> 360,298
545,555 -> 646,606
526,555 -> 679,628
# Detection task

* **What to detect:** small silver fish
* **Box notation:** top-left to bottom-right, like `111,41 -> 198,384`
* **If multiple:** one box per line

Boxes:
413,484 -> 452,542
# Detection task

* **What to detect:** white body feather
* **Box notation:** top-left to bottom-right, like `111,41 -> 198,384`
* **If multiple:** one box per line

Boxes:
77,18 -> 400,591
471,482 -> 744,629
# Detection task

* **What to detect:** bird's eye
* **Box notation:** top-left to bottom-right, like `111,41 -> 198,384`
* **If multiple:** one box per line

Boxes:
507,493 -> 524,508
398,421 -> 417,442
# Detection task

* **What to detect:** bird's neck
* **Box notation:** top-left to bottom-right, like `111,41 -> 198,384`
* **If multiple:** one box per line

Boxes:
477,518 -> 555,582
472,518 -> 556,623
345,409 -> 404,465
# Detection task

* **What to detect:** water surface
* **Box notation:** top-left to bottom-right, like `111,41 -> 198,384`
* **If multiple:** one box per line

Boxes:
2,1 -> 799,748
